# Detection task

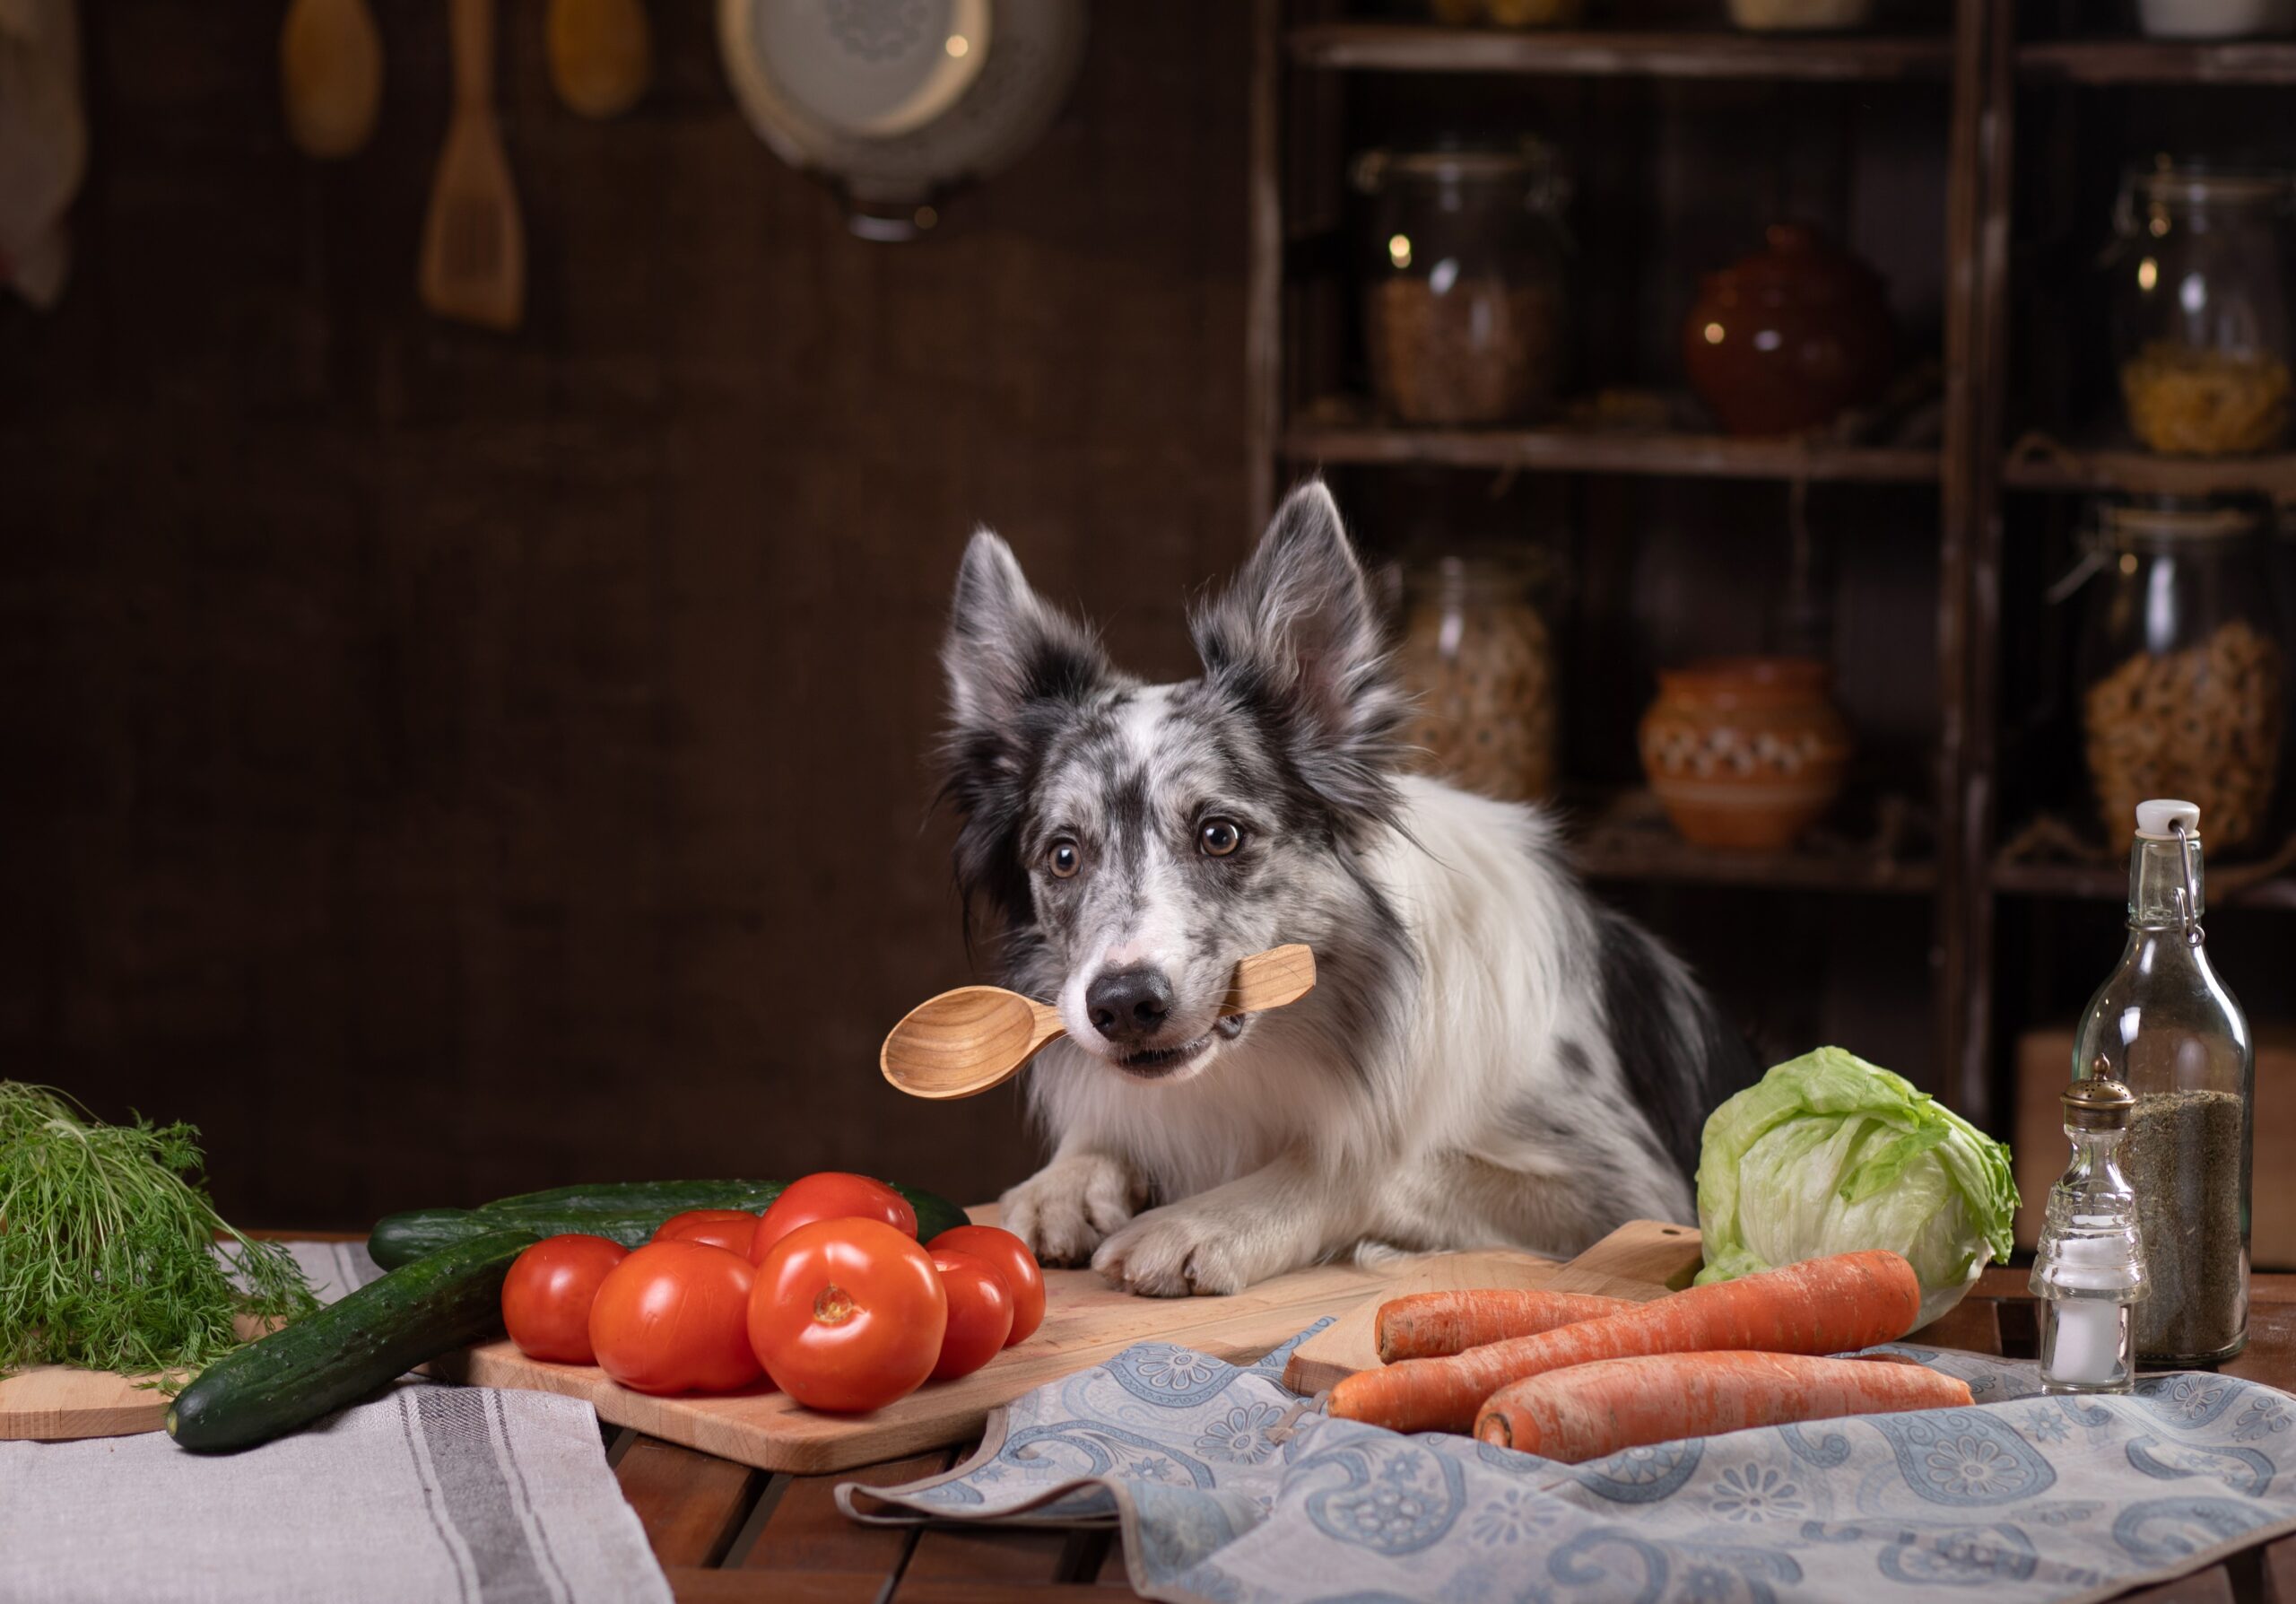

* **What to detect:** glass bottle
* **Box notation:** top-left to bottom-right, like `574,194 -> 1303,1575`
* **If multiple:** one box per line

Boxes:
2031,1073 -> 2146,1395
2070,798 -> 2255,1364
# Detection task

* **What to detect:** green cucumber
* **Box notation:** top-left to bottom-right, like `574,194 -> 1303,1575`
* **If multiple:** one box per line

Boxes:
167,1227 -> 539,1453
366,1181 -> 971,1269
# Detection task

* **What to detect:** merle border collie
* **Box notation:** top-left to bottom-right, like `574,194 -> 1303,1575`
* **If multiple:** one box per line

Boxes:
938,481 -> 1754,1296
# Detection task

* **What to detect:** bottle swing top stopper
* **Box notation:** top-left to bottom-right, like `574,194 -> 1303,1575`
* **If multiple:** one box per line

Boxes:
2135,798 -> 2202,839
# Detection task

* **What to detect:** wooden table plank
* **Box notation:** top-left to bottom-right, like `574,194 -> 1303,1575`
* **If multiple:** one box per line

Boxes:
669,1571 -> 883,1604
2113,1565 -> 2237,1604
1094,1533 -> 1135,1589
614,1434 -> 766,1568
2262,1533 -> 2296,1604
900,1526 -> 1102,1591
895,1588 -> 1124,1604
1913,1295 -> 2005,1358
741,1449 -> 952,1576
2227,1308 -> 2296,1394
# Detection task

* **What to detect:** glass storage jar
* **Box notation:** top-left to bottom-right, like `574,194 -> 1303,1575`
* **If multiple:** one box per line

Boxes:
1394,550 -> 1559,803
1352,143 -> 1570,426
2108,161 -> 2295,456
2075,500 -> 2285,852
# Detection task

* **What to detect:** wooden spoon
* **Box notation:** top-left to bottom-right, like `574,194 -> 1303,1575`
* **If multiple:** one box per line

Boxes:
418,0 -> 524,330
281,0 -> 385,160
881,945 -> 1318,1101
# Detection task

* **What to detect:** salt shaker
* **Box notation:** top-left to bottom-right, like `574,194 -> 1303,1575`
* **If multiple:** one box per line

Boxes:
2030,1073 -> 2146,1394
2070,798 -> 2255,1364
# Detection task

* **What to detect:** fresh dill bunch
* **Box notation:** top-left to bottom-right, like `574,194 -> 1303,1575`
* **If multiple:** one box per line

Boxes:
0,1083 -> 319,1384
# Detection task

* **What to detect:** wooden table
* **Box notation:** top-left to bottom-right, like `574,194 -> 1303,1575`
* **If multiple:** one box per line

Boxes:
608,1266 -> 2296,1603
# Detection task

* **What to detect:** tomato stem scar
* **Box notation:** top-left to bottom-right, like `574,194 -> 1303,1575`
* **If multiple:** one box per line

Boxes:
813,1282 -> 857,1326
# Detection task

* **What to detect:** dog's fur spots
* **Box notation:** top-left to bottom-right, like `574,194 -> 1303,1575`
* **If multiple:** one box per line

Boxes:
938,481 -> 1756,1296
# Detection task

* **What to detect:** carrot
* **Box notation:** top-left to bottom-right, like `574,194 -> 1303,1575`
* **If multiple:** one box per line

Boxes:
1327,1249 -> 1921,1434
1376,1288 -> 1638,1363
1474,1351 -> 1972,1461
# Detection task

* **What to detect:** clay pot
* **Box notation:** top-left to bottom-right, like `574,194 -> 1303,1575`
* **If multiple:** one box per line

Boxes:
1682,224 -> 1897,437
1639,658 -> 1852,851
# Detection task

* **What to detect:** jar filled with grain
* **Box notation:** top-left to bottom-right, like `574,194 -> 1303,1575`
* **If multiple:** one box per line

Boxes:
1352,143 -> 1570,426
2071,799 -> 2254,1366
2074,499 -> 2284,852
1394,550 -> 1559,803
2107,161 -> 2294,457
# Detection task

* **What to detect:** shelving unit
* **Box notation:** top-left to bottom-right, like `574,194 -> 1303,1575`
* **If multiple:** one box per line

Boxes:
1248,1 -> 2296,1130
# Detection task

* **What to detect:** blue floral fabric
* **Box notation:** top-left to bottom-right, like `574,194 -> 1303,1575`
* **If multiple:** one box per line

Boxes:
837,1325 -> 2296,1604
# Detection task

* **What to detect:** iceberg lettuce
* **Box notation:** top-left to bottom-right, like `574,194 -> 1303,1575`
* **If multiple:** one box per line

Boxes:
1695,1046 -> 2020,1329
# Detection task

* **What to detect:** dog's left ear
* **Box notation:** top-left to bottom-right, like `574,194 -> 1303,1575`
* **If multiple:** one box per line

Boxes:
1192,481 -> 1406,827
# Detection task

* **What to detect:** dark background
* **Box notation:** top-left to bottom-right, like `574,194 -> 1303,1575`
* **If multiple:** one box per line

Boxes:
1,2 -> 1250,1226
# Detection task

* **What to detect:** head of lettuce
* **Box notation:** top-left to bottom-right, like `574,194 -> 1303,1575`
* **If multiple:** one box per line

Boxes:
1696,1046 -> 2019,1329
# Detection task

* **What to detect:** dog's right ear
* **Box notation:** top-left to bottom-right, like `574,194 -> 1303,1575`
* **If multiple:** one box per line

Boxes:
942,529 -> 1112,732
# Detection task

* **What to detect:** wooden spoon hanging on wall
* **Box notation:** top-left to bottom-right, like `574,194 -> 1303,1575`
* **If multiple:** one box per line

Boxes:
547,0 -> 651,119
419,0 -> 524,331
281,0 -> 385,159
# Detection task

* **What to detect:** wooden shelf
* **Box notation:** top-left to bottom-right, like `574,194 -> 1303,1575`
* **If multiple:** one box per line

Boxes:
1568,792 -> 1936,897
1287,420 -> 1941,484
2019,37 -> 2296,86
1992,857 -> 2296,911
2004,433 -> 2296,502
1286,22 -> 1952,81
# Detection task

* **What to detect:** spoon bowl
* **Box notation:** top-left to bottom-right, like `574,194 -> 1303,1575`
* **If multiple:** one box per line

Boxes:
881,944 -> 1317,1101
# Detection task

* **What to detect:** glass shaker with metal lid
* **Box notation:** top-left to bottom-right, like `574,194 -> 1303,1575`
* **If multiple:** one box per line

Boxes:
2108,160 -> 2295,456
2031,1072 -> 2145,1395
2070,798 -> 2254,1365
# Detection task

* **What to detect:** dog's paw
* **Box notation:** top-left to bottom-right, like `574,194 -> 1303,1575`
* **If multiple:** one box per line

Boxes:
1091,1207 -> 1252,1298
999,1153 -> 1139,1268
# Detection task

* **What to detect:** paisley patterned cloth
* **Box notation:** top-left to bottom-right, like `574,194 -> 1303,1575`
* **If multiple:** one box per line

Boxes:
838,1325 -> 2296,1604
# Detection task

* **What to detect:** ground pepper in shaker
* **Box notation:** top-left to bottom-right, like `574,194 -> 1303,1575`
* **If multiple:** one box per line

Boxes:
2031,1072 -> 2145,1394
2071,798 -> 2255,1365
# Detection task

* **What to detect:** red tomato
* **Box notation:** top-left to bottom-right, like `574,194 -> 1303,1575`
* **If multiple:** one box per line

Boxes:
502,1234 -> 631,1364
654,1208 -> 761,1253
749,1172 -> 918,1265
928,1249 -> 1013,1382
588,1242 -> 763,1396
748,1218 -> 946,1412
927,1225 -> 1047,1346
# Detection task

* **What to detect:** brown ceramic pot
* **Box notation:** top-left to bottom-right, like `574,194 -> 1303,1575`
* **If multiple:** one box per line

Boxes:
1639,658 -> 1852,850
1682,223 -> 1897,437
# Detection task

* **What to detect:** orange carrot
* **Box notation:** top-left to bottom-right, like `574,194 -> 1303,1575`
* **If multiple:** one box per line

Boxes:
1474,1351 -> 1972,1461
1376,1289 -> 1638,1363
1327,1250 -> 1921,1434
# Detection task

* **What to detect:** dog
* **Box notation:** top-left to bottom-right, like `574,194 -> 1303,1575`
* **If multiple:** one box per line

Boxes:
937,480 -> 1755,1296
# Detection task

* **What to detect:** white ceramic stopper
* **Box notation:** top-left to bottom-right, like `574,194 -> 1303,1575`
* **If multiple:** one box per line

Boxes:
2135,799 -> 2201,840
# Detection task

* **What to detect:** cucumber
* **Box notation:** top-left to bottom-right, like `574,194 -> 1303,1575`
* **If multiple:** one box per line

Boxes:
167,1227 -> 539,1454
366,1181 -> 972,1269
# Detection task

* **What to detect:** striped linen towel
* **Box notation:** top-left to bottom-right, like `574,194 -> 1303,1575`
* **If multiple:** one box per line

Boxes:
0,1241 -> 670,1604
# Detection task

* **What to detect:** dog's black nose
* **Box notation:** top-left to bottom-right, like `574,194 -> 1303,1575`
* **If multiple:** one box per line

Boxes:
1086,967 -> 1173,1042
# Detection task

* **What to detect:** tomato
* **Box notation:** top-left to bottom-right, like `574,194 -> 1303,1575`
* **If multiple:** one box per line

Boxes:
748,1218 -> 946,1412
927,1225 -> 1047,1346
748,1172 -> 918,1265
502,1234 -> 631,1364
928,1249 -> 1013,1382
654,1208 -> 761,1253
588,1241 -> 763,1395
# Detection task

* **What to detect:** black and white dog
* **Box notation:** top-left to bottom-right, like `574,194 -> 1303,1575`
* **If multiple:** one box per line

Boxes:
939,481 -> 1753,1296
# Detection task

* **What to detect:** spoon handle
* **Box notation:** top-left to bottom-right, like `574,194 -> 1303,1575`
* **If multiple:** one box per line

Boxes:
1222,944 -> 1317,1015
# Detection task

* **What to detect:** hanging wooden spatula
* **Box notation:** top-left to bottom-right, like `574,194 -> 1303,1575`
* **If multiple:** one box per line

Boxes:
880,945 -> 1317,1101
419,0 -> 524,330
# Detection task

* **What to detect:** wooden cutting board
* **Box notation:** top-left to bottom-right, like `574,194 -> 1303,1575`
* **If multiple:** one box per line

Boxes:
433,1205 -> 1396,1474
0,1364 -> 176,1442
1281,1218 -> 1704,1395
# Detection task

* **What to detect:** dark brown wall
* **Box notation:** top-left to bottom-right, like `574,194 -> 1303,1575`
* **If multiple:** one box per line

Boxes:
1,3 -> 1250,1227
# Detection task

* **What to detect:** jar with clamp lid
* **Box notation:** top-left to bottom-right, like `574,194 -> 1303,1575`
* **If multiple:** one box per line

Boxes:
2030,1074 -> 2145,1395
2070,798 -> 2254,1365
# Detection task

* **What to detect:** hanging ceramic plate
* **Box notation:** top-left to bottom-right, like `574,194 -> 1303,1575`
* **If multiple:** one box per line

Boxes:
720,0 -> 1087,240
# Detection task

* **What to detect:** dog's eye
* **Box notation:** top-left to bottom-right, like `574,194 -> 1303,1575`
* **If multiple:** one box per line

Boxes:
1048,840 -> 1081,878
1199,818 -> 1243,858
